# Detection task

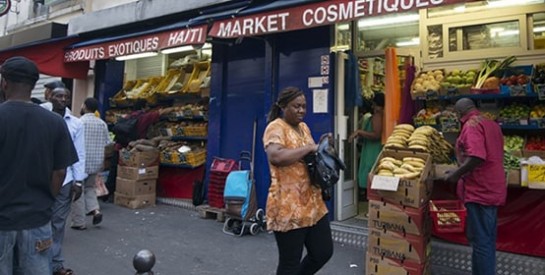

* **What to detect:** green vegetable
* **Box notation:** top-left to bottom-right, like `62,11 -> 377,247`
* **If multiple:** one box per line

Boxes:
475,56 -> 517,89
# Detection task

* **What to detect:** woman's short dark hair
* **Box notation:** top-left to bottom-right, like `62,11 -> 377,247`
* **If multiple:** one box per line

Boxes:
373,93 -> 385,107
84,97 -> 99,112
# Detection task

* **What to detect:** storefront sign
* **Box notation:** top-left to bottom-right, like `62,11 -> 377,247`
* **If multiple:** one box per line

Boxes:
0,0 -> 11,17
210,0 -> 468,38
64,24 -> 208,62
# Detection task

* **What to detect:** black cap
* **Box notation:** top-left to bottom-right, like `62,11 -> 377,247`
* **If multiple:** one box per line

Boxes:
0,56 -> 39,85
44,80 -> 65,89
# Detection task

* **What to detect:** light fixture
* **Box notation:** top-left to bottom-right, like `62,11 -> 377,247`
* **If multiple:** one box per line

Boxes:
453,6 -> 466,13
358,14 -> 419,29
115,52 -> 158,61
396,37 -> 420,47
160,45 -> 194,54
487,0 -> 543,8
534,26 -> 545,33
161,43 -> 212,55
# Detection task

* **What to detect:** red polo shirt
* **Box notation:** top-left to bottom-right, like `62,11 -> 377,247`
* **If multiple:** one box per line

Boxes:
455,110 -> 506,206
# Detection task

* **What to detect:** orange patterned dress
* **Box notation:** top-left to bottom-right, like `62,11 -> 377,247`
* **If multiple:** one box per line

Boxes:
263,118 -> 328,232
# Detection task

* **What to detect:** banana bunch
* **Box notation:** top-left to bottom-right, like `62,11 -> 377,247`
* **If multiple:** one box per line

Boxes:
376,156 -> 427,180
384,124 -> 415,149
431,202 -> 461,225
407,126 -> 453,164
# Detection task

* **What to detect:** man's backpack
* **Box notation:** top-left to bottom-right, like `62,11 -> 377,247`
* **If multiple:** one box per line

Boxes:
112,115 -> 139,146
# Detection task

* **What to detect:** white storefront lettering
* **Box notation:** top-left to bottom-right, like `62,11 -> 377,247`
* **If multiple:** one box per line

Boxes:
216,12 -> 289,37
302,0 -> 367,27
108,37 -> 159,56
167,28 -> 204,47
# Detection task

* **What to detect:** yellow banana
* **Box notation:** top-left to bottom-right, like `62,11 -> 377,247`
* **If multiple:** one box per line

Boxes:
393,167 -> 411,174
380,157 -> 403,166
403,157 -> 426,164
394,124 -> 415,132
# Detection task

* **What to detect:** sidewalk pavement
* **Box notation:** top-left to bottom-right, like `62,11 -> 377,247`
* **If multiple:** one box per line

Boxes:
63,202 -> 365,275
63,200 -> 545,275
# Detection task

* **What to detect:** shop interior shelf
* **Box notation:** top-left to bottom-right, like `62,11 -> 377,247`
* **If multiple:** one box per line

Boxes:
415,93 -> 538,101
500,124 -> 543,130
160,115 -> 207,122
170,136 -> 207,141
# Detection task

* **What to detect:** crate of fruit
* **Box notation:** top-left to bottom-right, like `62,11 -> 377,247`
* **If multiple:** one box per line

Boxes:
429,200 -> 466,234
500,65 -> 534,96
533,64 -> 545,99
183,124 -> 207,137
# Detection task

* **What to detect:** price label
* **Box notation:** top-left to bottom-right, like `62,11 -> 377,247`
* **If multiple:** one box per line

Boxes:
519,119 -> 529,126
509,85 -> 526,97
138,168 -> 146,175
528,164 -> 545,183
536,84 -> 545,101
371,175 -> 400,191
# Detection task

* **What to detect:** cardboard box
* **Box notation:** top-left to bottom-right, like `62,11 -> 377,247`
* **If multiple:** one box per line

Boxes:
368,200 -> 431,236
368,149 -> 434,208
368,228 -> 431,264
116,177 -> 156,196
507,169 -> 521,187
366,252 -> 430,275
119,148 -> 160,167
114,192 -> 156,209
117,165 -> 159,180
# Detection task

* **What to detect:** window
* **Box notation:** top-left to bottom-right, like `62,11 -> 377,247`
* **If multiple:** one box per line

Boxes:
356,12 -> 419,52
332,23 -> 351,52
533,13 -> 545,50
448,20 -> 520,52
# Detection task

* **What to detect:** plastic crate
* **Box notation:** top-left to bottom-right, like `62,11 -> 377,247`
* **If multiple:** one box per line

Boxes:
429,200 -> 467,234
210,158 -> 238,174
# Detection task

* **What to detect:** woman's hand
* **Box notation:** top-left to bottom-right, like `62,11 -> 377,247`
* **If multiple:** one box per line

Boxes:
348,131 -> 360,143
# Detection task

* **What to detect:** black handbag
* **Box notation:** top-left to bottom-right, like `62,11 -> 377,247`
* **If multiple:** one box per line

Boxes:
304,138 -> 346,201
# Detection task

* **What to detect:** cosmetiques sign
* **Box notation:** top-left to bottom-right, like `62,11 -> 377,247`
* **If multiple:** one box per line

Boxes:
64,24 -> 208,62
209,0 -> 468,38
0,0 -> 10,17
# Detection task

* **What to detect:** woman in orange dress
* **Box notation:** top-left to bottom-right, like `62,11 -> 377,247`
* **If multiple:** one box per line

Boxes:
263,86 -> 333,275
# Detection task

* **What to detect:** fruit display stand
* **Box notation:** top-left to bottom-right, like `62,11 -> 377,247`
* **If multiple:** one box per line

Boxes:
411,64 -> 545,258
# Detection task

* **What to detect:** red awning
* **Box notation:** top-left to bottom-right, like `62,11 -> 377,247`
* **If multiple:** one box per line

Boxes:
0,37 -> 89,79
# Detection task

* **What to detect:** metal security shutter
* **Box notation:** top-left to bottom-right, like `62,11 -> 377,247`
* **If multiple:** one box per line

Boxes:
32,75 -> 60,101
136,55 -> 164,79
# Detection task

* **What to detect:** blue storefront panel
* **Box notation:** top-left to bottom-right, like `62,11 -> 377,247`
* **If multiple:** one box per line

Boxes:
208,26 -> 333,211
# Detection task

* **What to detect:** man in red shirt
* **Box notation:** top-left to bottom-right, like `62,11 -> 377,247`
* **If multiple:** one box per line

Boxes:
445,98 -> 506,275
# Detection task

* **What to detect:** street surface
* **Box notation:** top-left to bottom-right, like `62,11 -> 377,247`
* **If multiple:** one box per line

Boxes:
63,202 -> 365,275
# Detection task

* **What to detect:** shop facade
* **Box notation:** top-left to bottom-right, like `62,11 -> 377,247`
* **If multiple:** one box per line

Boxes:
61,0 -> 545,260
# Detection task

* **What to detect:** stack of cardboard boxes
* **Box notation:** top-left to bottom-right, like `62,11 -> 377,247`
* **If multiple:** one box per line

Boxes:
114,148 -> 160,209
366,149 -> 434,275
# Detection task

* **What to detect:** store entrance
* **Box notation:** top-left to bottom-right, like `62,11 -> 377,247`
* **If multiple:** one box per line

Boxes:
333,52 -> 358,221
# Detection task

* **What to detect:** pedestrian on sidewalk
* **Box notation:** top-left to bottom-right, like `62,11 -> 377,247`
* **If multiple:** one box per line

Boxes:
0,57 -> 78,274
445,98 -> 506,275
40,80 -> 65,111
348,92 -> 384,201
47,87 -> 87,275
263,86 -> 333,275
71,97 -> 111,229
